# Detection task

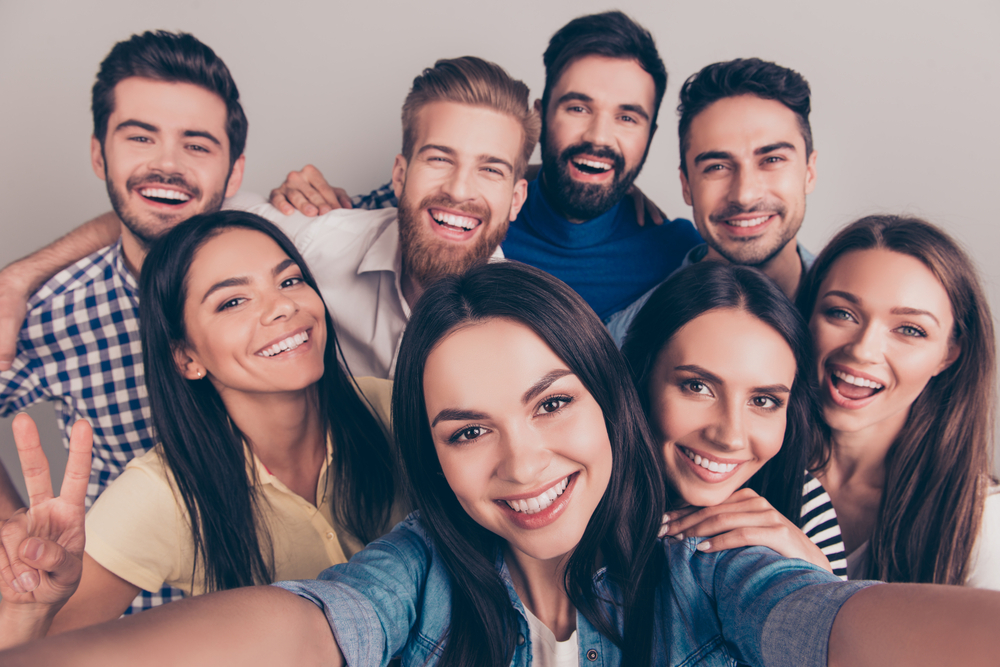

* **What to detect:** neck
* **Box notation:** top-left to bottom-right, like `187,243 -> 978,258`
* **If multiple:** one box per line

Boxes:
504,546 -> 577,642
760,239 -> 804,299
826,408 -> 907,487
400,267 -> 423,310
217,385 -> 326,503
119,225 -> 148,276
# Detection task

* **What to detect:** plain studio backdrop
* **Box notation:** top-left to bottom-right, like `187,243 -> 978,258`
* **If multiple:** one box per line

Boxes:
0,0 -> 997,497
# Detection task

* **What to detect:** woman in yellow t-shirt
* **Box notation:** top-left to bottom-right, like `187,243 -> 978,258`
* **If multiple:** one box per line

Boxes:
0,210 -> 400,644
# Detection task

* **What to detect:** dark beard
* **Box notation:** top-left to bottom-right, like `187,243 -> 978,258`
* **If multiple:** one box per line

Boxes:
540,140 -> 641,221
706,200 -> 797,267
396,190 -> 508,291
106,170 -> 223,249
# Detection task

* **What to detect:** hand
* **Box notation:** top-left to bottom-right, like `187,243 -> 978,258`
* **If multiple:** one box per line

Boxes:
629,183 -> 665,227
269,165 -> 352,216
0,414 -> 91,613
0,267 -> 31,372
660,488 -> 833,573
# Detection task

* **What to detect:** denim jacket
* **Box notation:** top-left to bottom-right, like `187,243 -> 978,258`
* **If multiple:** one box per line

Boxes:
277,513 -> 875,667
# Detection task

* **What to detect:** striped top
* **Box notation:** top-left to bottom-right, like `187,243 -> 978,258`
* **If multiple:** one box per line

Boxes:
800,471 -> 848,579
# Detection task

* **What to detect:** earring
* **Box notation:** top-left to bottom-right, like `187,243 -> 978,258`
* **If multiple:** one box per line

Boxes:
195,369 -> 203,379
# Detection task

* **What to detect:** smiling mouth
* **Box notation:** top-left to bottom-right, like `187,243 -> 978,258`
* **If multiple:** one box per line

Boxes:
430,209 -> 481,233
138,187 -> 192,206
570,157 -> 613,175
830,369 -> 884,400
723,214 -> 772,229
680,447 -> 739,474
503,476 -> 570,514
258,330 -> 309,358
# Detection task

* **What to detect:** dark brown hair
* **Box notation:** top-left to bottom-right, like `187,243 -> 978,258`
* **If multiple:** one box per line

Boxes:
798,214 -> 995,584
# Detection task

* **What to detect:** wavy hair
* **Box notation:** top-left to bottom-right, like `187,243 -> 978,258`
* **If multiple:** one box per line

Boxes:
139,210 -> 396,592
392,260 -> 665,667
622,261 -> 823,520
797,214 -> 995,584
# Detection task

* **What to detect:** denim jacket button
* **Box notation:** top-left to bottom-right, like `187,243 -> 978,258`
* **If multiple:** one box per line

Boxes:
516,633 -> 525,646
586,648 -> 598,661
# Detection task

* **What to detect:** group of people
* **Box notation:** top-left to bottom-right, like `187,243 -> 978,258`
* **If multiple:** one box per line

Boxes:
0,10 -> 997,666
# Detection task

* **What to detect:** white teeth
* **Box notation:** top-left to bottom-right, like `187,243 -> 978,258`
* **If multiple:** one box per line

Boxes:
683,448 -> 738,474
259,331 -> 309,358
504,477 -> 569,514
572,158 -> 612,171
139,187 -> 191,202
727,215 -> 770,228
430,210 -> 479,230
832,370 -> 883,389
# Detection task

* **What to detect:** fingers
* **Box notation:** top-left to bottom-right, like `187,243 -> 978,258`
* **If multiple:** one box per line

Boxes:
665,496 -> 773,536
645,197 -> 665,226
631,187 -> 648,227
268,165 -> 346,216
0,512 -> 40,594
11,414 -> 53,506
20,536 -> 81,589
58,420 -> 92,506
692,524 -> 833,572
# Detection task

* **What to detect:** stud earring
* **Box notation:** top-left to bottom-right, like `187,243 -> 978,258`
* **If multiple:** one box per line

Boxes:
195,369 -> 203,378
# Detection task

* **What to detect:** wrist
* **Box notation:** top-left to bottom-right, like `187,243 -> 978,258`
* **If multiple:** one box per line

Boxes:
0,599 -> 57,647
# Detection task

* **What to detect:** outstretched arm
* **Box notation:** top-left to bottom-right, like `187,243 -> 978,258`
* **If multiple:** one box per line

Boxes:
829,583 -> 1000,666
0,585 -> 343,667
0,212 -> 120,371
0,414 -> 91,647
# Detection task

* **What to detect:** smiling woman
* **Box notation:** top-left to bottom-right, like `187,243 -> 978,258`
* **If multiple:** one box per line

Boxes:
798,215 -> 999,588
0,211 -> 401,647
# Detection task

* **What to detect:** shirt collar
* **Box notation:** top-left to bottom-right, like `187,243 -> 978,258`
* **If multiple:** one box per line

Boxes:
110,238 -> 140,296
357,216 -> 403,277
521,177 -> 629,249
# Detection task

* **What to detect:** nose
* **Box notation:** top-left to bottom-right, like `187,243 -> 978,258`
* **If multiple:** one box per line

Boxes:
580,111 -> 614,149
148,139 -> 184,175
495,427 -> 553,486
845,321 -> 884,363
729,164 -> 764,210
704,398 -> 747,453
440,164 -> 474,203
261,289 -> 298,324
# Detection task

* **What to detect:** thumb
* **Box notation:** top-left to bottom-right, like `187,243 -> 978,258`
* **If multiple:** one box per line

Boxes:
20,537 -> 81,584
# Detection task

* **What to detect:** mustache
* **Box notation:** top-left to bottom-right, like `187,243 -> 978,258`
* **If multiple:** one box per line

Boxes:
559,142 -> 625,173
125,171 -> 201,198
418,194 -> 491,222
708,200 -> 786,223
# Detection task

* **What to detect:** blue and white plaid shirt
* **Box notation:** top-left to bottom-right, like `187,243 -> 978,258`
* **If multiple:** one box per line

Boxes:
0,238 -> 182,611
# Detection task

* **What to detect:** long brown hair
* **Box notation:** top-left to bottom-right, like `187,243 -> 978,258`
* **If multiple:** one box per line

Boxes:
798,215 -> 995,584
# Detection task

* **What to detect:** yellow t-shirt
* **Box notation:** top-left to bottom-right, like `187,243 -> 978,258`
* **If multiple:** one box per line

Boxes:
84,376 -> 398,596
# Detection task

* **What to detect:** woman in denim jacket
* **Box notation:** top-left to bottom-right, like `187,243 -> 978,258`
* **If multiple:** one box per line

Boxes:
0,261 -> 998,667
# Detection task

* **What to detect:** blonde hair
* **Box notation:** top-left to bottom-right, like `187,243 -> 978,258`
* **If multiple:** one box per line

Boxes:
401,56 -> 540,180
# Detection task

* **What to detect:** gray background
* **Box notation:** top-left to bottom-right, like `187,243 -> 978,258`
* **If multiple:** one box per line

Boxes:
1,0 -> 997,498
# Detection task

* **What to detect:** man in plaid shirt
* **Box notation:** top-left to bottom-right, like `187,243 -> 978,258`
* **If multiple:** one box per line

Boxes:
0,31 -> 247,612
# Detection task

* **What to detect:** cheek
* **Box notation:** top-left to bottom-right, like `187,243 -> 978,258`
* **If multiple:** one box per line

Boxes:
748,413 -> 787,465
435,446 -> 491,514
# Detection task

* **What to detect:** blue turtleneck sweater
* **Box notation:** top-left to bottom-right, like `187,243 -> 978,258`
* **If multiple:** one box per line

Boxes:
502,178 -> 702,320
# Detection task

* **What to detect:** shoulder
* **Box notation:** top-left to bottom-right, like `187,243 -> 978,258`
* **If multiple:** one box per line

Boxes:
28,244 -> 122,310
353,376 -> 393,432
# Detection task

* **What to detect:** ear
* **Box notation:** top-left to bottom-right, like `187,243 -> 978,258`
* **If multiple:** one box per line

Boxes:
934,338 -> 962,377
509,177 -> 529,221
804,149 -> 818,195
172,345 -> 207,381
391,154 -> 408,200
225,154 -> 246,198
533,98 -> 543,115
91,136 -> 107,181
679,169 -> 693,207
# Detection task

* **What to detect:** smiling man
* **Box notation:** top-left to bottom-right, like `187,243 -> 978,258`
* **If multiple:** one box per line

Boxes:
241,57 -> 537,379
608,58 -> 819,344
0,31 -> 247,612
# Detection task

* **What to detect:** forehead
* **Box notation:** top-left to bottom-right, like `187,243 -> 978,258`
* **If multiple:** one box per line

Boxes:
548,55 -> 656,112
685,94 -> 805,156
411,101 -> 523,164
188,228 -> 287,289
108,77 -> 229,145
820,249 -> 953,320
659,308 -> 796,384
423,319 -> 569,411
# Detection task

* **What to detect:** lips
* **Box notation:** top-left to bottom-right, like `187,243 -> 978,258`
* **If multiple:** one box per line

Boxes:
429,208 -> 482,233
677,445 -> 746,483
496,473 -> 578,530
256,328 -> 312,358
127,173 -> 200,208
824,364 -> 886,408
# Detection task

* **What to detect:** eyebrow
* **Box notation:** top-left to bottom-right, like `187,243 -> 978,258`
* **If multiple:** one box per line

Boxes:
821,291 -> 942,327
556,92 -> 650,121
114,120 -> 222,147
522,369 -> 574,405
430,408 -> 489,428
417,144 -> 513,173
693,141 -> 797,166
675,364 -> 790,395
200,258 -> 298,304
429,369 -> 575,428
755,141 -> 796,155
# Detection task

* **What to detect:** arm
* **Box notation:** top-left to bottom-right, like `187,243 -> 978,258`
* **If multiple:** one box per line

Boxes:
0,212 -> 120,371
828,583 -> 1000,666
663,488 -> 834,572
0,585 -> 343,667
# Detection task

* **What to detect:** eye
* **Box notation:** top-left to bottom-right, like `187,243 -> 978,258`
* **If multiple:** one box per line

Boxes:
128,136 -> 152,143
681,379 -> 713,396
762,155 -> 785,164
619,114 -> 637,124
703,163 -> 726,173
188,144 -> 211,153
449,425 -> 488,443
826,307 -> 855,322
750,395 -> 783,410
896,324 -> 927,338
218,296 -> 245,311
280,275 -> 304,288
481,166 -> 504,176
566,105 -> 587,114
537,396 -> 571,415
